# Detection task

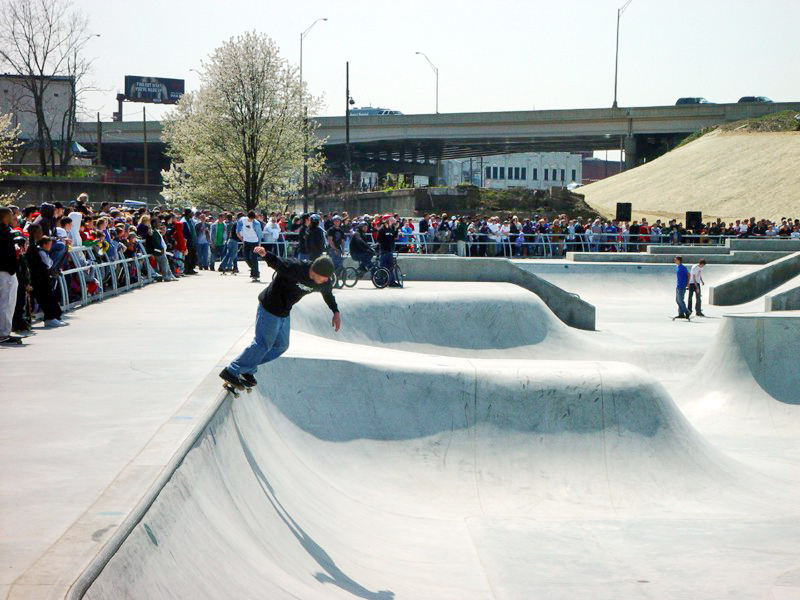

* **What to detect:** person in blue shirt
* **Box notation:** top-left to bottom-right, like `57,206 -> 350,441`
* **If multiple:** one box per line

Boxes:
673,255 -> 690,319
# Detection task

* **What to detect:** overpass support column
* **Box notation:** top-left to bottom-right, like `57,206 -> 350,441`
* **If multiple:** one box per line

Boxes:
624,134 -> 639,170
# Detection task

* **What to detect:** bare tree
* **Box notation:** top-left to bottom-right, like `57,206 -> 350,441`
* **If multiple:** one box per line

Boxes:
0,0 -> 92,175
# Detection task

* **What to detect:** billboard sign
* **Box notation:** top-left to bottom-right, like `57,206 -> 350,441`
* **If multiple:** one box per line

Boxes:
124,76 -> 184,104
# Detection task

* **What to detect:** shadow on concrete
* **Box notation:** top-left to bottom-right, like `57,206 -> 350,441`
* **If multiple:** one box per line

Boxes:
234,419 -> 395,600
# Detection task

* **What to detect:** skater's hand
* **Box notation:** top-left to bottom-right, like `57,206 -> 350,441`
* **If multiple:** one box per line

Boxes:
331,311 -> 341,332
253,246 -> 266,257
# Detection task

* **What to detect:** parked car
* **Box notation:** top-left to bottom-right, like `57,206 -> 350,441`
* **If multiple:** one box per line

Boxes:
738,96 -> 773,103
675,97 -> 712,105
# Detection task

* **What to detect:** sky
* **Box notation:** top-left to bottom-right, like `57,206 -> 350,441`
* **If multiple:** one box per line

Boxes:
77,0 -> 800,123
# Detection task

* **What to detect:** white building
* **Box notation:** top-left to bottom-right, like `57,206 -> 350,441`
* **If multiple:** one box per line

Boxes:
442,152 -> 583,190
0,74 -> 74,142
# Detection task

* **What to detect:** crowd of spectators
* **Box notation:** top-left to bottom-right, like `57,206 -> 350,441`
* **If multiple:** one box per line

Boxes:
2,194 -> 798,345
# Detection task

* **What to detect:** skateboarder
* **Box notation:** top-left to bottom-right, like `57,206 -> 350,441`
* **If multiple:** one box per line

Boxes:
673,255 -> 690,319
220,248 -> 340,390
688,258 -> 706,316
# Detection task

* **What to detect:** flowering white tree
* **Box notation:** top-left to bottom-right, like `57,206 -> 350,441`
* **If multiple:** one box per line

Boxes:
0,112 -> 21,201
162,31 -> 324,212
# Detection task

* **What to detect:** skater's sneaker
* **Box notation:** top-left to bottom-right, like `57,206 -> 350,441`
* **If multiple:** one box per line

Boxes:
1,335 -> 22,345
44,319 -> 68,327
696,312 -> 705,317
219,368 -> 245,388
240,373 -> 257,388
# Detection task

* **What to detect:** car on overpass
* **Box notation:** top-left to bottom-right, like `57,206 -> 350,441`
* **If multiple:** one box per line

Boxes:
738,96 -> 773,103
349,106 -> 403,116
675,97 -> 712,105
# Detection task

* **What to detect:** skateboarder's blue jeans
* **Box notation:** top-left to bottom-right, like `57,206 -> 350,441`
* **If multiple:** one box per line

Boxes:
228,305 -> 290,376
676,286 -> 689,317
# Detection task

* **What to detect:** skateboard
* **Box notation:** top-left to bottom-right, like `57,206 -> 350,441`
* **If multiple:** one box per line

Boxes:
222,381 -> 251,398
669,315 -> 692,322
1,337 -> 23,345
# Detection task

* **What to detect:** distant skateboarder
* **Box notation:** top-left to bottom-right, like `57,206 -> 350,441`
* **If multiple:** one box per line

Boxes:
673,255 -> 690,319
220,249 -> 340,391
688,258 -> 706,317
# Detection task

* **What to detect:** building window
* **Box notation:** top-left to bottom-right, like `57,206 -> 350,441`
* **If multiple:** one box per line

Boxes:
544,169 -> 548,181
499,167 -> 505,179
532,168 -> 537,180
571,169 -> 576,181
552,168 -> 557,181
485,166 -> 491,181
521,167 -> 527,180
514,167 -> 520,180
560,169 -> 565,181
492,166 -> 498,179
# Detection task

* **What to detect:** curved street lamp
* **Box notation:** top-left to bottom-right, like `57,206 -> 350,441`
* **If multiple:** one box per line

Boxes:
415,51 -> 439,114
300,17 -> 327,212
612,0 -> 633,109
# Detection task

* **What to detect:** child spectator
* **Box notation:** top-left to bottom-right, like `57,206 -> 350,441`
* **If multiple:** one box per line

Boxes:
28,234 -> 67,327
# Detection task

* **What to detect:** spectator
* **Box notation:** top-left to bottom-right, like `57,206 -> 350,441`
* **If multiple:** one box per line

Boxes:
1,207 -> 20,344
12,234 -> 32,336
28,233 -> 67,327
195,213 -> 211,270
181,209 -> 198,275
210,214 -> 228,271
236,210 -> 263,281
305,214 -> 325,261
326,215 -> 346,273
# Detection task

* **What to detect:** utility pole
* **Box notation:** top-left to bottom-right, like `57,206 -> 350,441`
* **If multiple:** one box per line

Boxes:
345,61 -> 352,187
143,107 -> 148,185
96,112 -> 102,164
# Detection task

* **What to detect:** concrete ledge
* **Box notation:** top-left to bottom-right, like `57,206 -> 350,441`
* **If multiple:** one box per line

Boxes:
648,246 -> 732,255
728,238 -> 800,252
710,252 -> 800,305
399,255 -> 596,330
765,278 -> 800,311
566,250 -> 791,265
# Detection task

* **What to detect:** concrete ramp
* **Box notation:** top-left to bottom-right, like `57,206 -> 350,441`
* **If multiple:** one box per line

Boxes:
291,284 -> 585,358
81,357 -> 800,599
677,312 -> 800,435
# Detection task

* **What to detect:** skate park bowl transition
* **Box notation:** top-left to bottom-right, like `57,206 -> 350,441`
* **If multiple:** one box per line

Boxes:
73,281 -> 800,599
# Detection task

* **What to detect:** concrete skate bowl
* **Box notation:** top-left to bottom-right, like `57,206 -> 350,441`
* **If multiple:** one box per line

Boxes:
80,357 -> 800,600
677,312 -> 800,435
290,286 -> 590,358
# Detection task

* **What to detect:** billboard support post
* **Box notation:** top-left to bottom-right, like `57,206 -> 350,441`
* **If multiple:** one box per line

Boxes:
143,107 -> 148,185
96,113 -> 102,164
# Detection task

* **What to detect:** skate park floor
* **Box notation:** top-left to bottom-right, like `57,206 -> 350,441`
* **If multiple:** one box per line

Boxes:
2,260 -> 799,599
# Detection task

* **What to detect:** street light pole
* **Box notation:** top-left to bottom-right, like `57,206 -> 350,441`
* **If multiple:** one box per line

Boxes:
300,18 -> 327,213
612,0 -> 633,109
345,61 -> 353,187
415,51 -> 439,114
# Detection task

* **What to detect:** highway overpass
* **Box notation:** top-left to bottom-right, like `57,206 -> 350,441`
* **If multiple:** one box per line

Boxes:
76,101 -> 800,180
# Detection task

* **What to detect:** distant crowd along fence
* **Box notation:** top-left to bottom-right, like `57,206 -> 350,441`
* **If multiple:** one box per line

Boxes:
251,231 -> 797,260
57,244 -> 158,313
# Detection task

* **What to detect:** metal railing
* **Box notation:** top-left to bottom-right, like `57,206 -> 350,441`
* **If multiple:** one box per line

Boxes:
55,243 -> 157,313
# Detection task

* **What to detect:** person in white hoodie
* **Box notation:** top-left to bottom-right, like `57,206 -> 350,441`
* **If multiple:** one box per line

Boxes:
261,216 -> 281,256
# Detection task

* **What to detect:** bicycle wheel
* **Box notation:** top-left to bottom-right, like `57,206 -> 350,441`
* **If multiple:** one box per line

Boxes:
343,267 -> 359,288
333,271 -> 344,289
392,265 -> 404,288
372,267 -> 390,289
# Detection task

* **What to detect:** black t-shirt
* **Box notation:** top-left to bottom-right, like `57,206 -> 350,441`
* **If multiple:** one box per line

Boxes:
258,252 -> 338,317
327,226 -> 345,252
377,225 -> 395,253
